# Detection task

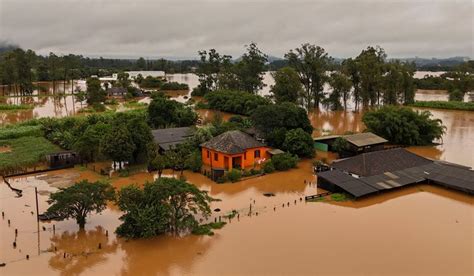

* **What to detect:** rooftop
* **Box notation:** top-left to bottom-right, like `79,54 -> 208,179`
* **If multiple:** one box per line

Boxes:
343,132 -> 388,148
331,148 -> 432,177
152,127 -> 194,151
201,130 -> 266,154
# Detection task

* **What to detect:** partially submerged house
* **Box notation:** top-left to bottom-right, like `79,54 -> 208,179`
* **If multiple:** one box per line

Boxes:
201,130 -> 269,179
152,127 -> 194,153
314,132 -> 387,156
317,148 -> 474,198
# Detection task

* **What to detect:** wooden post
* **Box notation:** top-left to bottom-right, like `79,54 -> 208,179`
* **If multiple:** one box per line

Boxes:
35,187 -> 40,222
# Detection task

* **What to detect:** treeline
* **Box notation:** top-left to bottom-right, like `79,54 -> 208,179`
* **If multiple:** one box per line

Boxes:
193,43 -> 418,110
0,47 -> 199,96
413,61 -> 473,101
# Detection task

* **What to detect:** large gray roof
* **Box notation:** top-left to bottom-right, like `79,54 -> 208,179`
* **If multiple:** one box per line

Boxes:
152,127 -> 194,151
201,130 -> 266,154
331,148 -> 432,177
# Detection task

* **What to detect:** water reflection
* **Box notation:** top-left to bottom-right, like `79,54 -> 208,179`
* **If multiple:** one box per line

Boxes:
48,226 -> 118,276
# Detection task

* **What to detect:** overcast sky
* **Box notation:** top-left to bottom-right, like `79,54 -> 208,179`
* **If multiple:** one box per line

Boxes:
0,0 -> 472,59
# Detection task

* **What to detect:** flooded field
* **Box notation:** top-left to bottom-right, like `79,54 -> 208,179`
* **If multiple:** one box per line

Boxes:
0,71 -> 465,126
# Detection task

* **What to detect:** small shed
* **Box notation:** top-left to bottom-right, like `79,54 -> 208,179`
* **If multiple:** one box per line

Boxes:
313,132 -> 387,155
46,151 -> 80,169
344,132 -> 387,154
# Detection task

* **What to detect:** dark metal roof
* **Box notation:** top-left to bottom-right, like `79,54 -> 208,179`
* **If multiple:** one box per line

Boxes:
331,148 -> 432,176
344,132 -> 387,147
152,127 -> 194,151
317,170 -> 378,198
201,130 -> 266,154
318,155 -> 474,198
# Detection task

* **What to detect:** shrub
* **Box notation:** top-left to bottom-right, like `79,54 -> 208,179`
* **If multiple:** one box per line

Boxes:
330,193 -> 348,202
192,222 -> 227,236
204,90 -> 270,115
226,169 -> 242,182
263,161 -> 275,173
161,82 -> 189,90
332,137 -> 349,155
271,153 -> 298,171
282,128 -> 315,157
363,106 -> 445,146
185,150 -> 202,172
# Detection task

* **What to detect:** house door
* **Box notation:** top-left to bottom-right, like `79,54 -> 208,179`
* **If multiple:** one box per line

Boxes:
224,156 -> 229,170
232,156 -> 242,169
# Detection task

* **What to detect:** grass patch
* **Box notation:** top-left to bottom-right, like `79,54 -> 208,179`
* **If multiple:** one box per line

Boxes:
0,103 -> 34,111
192,221 -> 227,236
409,101 -> 474,111
0,136 -> 60,174
123,101 -> 147,109
330,193 -> 348,202
0,125 -> 42,140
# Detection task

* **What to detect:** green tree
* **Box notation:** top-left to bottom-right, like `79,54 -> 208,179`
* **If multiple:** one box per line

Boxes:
234,42 -> 268,93
282,128 -> 315,157
148,153 -> 169,178
47,180 -> 115,229
192,49 -> 233,96
285,43 -> 331,109
148,93 -> 197,128
331,137 -> 349,155
328,71 -> 352,110
102,124 -> 136,169
448,88 -> 464,101
270,67 -> 302,104
251,102 -> 313,148
117,72 -> 130,88
116,178 -> 213,238
271,153 -> 298,171
86,77 -> 106,104
355,46 -> 386,106
362,106 -> 445,146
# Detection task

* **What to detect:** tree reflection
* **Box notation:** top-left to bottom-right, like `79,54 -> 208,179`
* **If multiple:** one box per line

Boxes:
48,226 -> 118,276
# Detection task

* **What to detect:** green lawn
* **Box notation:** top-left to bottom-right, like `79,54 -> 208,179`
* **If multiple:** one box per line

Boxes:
0,136 -> 60,174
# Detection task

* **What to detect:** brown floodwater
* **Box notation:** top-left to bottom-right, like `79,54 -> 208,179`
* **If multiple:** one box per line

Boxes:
1,72 -> 473,275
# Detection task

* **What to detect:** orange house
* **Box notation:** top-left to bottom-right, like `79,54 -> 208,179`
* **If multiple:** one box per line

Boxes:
201,130 -> 269,171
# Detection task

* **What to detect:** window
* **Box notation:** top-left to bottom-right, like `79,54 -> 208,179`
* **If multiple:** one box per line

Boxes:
214,153 -> 219,161
207,150 -> 210,158
254,150 -> 260,158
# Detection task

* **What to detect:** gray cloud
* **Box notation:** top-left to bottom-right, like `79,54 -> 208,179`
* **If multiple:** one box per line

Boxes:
0,0 -> 472,58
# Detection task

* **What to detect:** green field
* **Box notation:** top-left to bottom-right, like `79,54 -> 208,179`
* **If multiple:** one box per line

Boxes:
0,136 -> 60,174
409,101 -> 474,111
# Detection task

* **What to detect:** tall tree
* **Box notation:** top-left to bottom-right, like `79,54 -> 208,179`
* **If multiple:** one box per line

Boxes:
86,77 -> 106,104
328,71 -> 352,110
355,46 -> 386,106
342,58 -> 362,110
102,124 -> 136,169
270,66 -> 302,104
234,42 -> 268,93
285,43 -> 331,109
